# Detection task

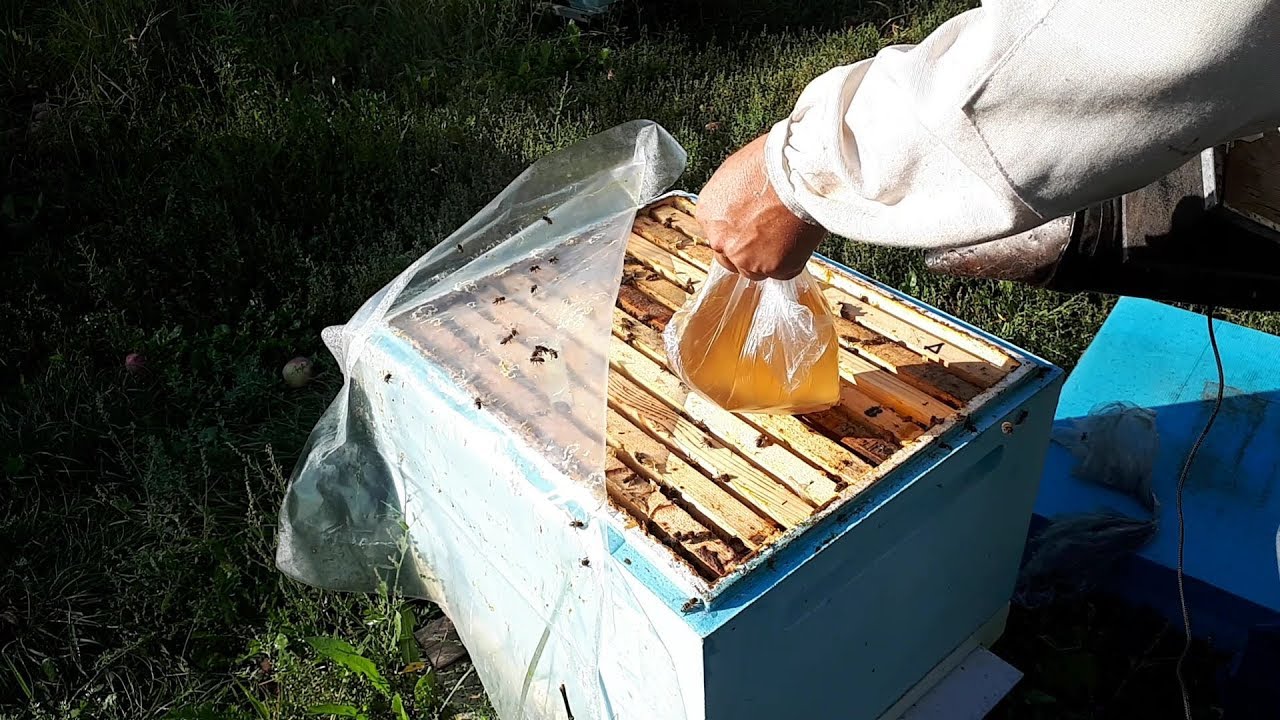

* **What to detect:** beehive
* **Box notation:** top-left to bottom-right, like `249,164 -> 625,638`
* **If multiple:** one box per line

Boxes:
394,197 -> 1025,588
370,196 -> 1062,719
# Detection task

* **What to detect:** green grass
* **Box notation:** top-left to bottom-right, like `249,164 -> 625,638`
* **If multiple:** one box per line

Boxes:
0,0 -> 1254,718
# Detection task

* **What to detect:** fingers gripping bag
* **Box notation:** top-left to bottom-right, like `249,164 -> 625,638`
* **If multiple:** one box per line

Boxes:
664,260 -> 841,414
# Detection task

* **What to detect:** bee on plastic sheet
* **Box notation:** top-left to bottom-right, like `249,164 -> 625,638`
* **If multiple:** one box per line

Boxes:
530,345 -> 559,363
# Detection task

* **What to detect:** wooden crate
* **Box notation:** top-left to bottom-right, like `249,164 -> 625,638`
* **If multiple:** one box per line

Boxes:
1222,132 -> 1280,234
393,196 -> 1025,589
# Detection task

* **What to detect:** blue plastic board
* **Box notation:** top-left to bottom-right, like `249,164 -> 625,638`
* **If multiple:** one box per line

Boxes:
1036,297 -> 1280,624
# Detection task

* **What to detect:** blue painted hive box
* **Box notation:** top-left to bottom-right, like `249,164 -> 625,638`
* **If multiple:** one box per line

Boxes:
295,192 -> 1065,720
1035,298 -> 1280,651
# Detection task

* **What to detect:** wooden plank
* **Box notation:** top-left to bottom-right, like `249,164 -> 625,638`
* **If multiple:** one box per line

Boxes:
619,255 -> 942,431
617,284 -> 673,330
660,195 -> 701,218
610,314 -> 861,501
622,258 -> 690,311
1223,133 -> 1280,234
616,311 -> 898,466
805,408 -> 901,463
648,205 -> 711,249
605,454 -> 741,579
831,313 -> 981,408
834,339 -> 945,428
608,371 -> 813,528
414,615 -> 469,671
634,214 -> 716,269
607,409 -> 777,548
627,233 -> 705,290
819,285 -> 1011,388
815,272 -> 1019,376
834,354 -> 925,442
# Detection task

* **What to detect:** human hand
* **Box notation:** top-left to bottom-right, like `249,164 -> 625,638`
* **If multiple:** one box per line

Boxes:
697,134 -> 826,281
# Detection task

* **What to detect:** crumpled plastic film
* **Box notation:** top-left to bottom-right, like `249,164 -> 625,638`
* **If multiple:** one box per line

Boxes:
664,261 -> 840,414
1017,402 -> 1162,605
1050,400 -> 1159,510
275,120 -> 691,719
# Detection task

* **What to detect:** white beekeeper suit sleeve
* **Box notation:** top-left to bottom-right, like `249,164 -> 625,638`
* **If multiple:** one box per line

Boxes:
764,0 -> 1280,250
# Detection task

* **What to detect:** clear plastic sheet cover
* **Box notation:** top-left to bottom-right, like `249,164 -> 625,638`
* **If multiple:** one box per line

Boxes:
276,121 -> 690,719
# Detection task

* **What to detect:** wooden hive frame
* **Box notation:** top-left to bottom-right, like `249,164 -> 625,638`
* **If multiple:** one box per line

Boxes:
392,197 -> 1024,587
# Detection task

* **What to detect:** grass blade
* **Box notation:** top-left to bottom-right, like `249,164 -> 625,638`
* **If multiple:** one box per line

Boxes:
306,704 -> 362,717
3,655 -> 32,702
391,693 -> 410,720
237,680 -> 272,720
397,607 -> 420,665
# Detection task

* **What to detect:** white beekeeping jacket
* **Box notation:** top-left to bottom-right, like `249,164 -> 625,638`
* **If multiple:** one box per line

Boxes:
764,0 -> 1280,249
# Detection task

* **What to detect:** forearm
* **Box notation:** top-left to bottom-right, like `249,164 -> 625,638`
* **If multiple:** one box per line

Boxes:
766,0 -> 1280,249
